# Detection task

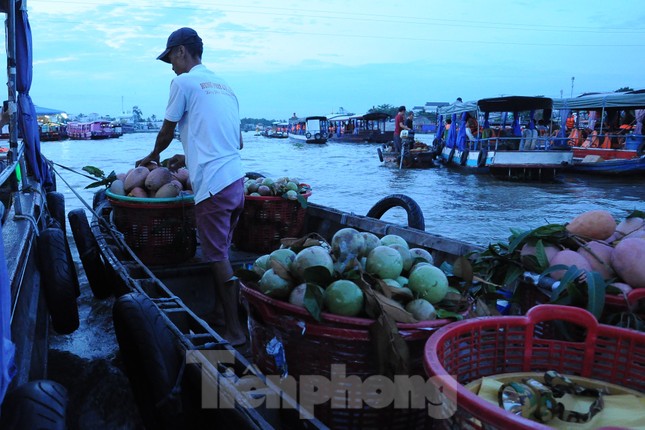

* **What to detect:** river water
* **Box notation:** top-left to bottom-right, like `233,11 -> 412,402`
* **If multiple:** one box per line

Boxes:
44,132 -> 645,245
40,132 -> 644,429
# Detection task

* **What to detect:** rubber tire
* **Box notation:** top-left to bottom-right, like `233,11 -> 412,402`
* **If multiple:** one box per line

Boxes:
366,194 -> 425,230
460,150 -> 469,166
244,171 -> 264,180
305,132 -> 312,139
47,191 -> 81,297
38,228 -> 80,334
314,132 -> 322,140
447,147 -> 456,164
477,149 -> 488,168
113,293 -> 183,430
0,380 -> 68,430
68,208 -> 112,298
377,147 -> 384,162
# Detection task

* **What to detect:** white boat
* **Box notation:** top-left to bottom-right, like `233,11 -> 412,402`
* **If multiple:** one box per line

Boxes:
436,96 -> 573,181
288,116 -> 329,144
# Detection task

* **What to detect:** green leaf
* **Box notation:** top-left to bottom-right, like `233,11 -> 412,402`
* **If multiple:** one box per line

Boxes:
436,309 -> 464,321
302,265 -> 333,286
296,194 -> 308,208
82,165 -> 105,178
508,230 -> 531,253
502,264 -> 523,287
627,209 -> 645,219
303,284 -> 324,322
585,271 -> 606,319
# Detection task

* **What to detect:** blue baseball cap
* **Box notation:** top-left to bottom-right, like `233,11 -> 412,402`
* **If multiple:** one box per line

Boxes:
157,27 -> 202,63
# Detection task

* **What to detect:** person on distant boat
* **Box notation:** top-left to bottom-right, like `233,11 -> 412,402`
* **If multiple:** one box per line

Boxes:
137,27 -> 247,346
405,111 -> 415,139
565,112 -> 575,131
393,105 -> 410,152
443,118 -> 452,140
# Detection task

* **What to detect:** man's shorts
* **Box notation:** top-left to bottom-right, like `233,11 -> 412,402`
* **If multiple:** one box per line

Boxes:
194,178 -> 244,262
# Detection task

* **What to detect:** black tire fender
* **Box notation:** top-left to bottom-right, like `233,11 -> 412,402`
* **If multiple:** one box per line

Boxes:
38,228 -> 79,334
305,132 -> 312,139
377,147 -> 384,162
244,171 -> 264,180
113,293 -> 183,429
447,147 -> 456,164
460,150 -> 469,166
637,140 -> 645,156
46,191 -> 80,297
366,194 -> 425,230
477,149 -> 488,168
0,380 -> 68,430
68,208 -> 112,299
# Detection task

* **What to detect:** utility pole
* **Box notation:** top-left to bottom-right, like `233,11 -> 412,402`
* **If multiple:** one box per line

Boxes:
570,77 -> 575,97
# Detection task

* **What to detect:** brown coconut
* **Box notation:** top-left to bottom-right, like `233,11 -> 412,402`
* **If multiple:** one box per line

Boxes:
549,249 -> 592,280
155,182 -> 181,198
577,241 -> 615,280
565,210 -> 616,240
145,167 -> 174,192
615,217 -> 645,239
611,238 -> 645,288
520,241 -> 561,272
123,166 -> 150,192
128,186 -> 148,198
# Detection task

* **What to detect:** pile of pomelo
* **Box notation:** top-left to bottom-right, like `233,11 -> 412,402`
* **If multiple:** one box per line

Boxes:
243,175 -> 311,201
521,209 -> 645,294
250,227 -> 456,322
108,163 -> 192,199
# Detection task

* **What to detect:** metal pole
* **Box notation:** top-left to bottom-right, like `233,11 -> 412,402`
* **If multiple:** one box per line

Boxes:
570,76 -> 575,98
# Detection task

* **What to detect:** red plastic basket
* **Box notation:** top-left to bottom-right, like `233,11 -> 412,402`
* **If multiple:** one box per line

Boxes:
423,304 -> 645,430
604,288 -> 645,315
107,191 -> 196,265
232,190 -> 311,254
241,282 -> 469,430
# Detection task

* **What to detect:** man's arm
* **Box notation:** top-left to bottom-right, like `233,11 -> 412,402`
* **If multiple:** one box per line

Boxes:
137,119 -> 177,166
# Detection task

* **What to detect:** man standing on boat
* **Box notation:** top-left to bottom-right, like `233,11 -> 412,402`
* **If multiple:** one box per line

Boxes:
393,105 -> 410,152
137,27 -> 247,346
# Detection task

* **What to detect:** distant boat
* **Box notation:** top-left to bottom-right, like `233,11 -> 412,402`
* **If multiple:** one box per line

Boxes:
66,121 -> 122,140
435,96 -> 573,181
553,91 -> 645,176
328,112 -> 393,144
288,116 -> 329,144
261,122 -> 289,139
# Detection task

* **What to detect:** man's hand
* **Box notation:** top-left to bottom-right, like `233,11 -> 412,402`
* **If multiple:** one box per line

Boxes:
166,154 -> 186,171
136,153 -> 160,168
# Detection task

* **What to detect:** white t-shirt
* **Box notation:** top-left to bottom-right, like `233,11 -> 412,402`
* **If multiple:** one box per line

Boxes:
165,64 -> 243,204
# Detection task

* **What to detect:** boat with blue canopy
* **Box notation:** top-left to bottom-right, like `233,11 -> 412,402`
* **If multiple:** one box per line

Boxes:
553,90 -> 645,176
435,96 -> 573,181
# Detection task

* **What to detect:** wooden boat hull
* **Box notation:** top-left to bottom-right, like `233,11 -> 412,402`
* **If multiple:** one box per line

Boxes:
566,155 -> 645,176
289,133 -> 327,144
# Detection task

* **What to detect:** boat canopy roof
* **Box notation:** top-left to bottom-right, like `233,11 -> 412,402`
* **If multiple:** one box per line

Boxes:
477,96 -> 553,112
328,112 -> 390,122
553,91 -> 645,110
437,100 -> 477,115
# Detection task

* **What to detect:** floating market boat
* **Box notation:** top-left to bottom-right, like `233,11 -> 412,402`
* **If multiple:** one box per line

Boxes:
0,1 -> 78,426
328,112 -> 393,144
436,96 -> 573,181
288,116 -> 329,144
553,91 -> 645,176
377,131 -> 437,169
84,187 -> 482,429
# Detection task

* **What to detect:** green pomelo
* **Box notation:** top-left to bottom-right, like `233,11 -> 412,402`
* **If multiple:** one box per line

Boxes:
331,228 -> 366,258
288,283 -> 324,307
258,269 -> 293,299
382,278 -> 402,289
252,254 -> 270,277
268,248 -> 297,271
360,232 -> 381,257
292,246 -> 334,281
408,265 -> 449,304
389,244 -> 413,272
323,280 -> 364,317
405,299 -> 437,321
365,246 -> 403,279
396,276 -> 409,288
409,248 -> 434,266
380,234 -> 409,250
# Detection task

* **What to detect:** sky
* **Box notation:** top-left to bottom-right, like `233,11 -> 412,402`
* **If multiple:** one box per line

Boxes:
6,0 -> 645,121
